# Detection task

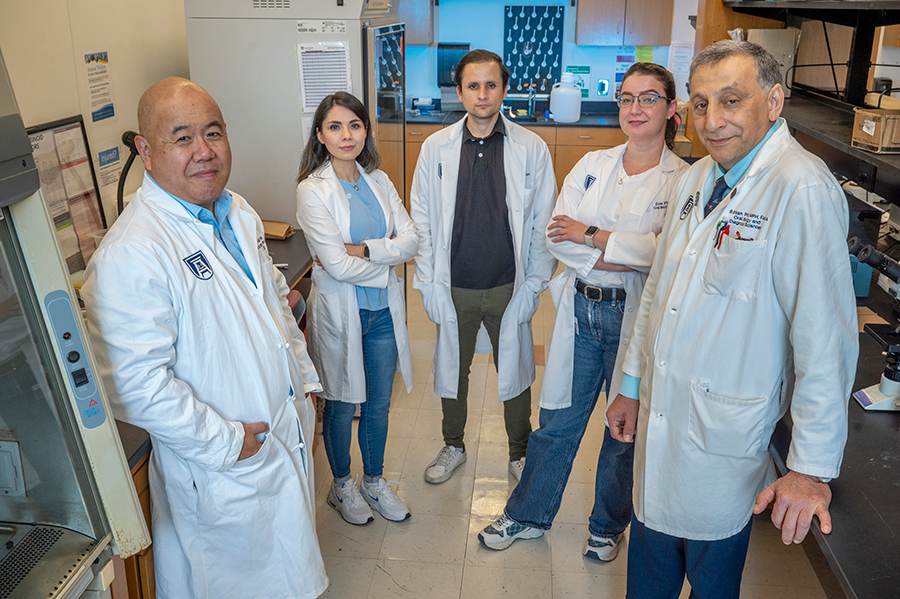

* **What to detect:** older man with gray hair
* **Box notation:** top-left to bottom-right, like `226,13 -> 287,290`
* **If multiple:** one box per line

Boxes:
606,41 -> 858,598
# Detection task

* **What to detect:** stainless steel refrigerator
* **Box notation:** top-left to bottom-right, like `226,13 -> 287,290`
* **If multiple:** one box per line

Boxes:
184,0 -> 407,224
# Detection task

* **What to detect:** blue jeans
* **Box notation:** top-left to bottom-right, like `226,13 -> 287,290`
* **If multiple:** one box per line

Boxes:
322,308 -> 397,479
626,513 -> 753,599
505,291 -> 634,537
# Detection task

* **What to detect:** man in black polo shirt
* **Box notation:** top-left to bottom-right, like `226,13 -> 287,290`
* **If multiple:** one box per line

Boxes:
409,49 -> 557,484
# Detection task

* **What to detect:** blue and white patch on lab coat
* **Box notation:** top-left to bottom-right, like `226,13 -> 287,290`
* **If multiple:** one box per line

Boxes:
438,163 -> 442,179
585,174 -> 597,190
679,193 -> 695,220
183,250 -> 214,280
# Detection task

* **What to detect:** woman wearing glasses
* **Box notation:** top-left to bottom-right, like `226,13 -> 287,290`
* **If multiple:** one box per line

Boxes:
296,92 -> 417,526
479,63 -> 688,558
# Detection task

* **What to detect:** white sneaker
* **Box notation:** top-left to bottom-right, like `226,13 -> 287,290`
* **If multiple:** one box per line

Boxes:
424,446 -> 466,484
583,533 -> 620,562
360,477 -> 411,522
478,513 -> 543,550
508,457 -> 526,481
327,475 -> 374,526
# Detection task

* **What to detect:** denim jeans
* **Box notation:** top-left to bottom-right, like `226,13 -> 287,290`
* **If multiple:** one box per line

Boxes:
626,513 -> 753,599
322,308 -> 397,479
505,290 -> 634,537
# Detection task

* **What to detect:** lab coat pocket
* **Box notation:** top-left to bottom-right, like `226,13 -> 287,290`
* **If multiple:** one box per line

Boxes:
702,236 -> 766,302
201,434 -> 288,518
523,186 -> 536,214
687,382 -> 768,459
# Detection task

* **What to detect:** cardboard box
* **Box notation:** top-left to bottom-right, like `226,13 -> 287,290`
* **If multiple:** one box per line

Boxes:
673,134 -> 692,158
851,107 -> 900,154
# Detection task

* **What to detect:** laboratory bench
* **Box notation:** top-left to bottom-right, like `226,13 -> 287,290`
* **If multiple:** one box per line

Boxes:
770,283 -> 900,599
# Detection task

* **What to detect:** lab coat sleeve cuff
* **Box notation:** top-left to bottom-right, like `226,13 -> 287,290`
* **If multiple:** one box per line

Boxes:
223,421 -> 245,471
619,374 -> 641,400
785,458 -> 840,481
304,381 -> 323,395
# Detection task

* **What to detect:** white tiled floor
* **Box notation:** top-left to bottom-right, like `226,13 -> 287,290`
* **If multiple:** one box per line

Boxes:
312,265 -> 828,599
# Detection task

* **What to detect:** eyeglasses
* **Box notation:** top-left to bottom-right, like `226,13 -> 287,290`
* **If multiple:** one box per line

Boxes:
616,93 -> 672,108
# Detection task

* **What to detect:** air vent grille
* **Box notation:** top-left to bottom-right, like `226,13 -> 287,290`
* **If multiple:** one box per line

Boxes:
0,527 -> 63,598
252,0 -> 290,8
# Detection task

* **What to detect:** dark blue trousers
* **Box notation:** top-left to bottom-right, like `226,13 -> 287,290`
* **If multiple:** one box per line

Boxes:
626,513 -> 753,599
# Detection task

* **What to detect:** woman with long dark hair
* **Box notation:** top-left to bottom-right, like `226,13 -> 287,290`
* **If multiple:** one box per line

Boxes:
296,92 -> 417,525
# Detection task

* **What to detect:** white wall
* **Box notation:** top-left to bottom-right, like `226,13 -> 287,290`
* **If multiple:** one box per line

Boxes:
0,0 -> 189,224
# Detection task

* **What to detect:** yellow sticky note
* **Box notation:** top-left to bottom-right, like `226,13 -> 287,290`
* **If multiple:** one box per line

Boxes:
636,46 -> 653,62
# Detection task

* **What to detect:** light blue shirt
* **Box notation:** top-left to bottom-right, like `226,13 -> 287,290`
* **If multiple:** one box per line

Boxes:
149,175 -> 256,286
618,119 -> 783,401
340,176 -> 388,311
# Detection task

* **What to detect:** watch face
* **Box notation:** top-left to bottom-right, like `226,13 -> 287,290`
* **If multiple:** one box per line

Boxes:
586,226 -> 598,235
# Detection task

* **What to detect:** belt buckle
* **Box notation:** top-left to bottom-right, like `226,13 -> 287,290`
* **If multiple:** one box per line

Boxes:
584,285 -> 602,302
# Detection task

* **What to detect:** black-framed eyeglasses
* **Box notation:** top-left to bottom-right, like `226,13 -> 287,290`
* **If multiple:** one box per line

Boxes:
616,93 -> 672,108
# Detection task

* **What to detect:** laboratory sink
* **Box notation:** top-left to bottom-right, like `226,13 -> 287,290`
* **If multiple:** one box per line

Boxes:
507,115 -> 539,122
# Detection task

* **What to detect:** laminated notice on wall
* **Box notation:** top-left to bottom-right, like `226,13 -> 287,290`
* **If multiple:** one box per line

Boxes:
297,42 -> 352,112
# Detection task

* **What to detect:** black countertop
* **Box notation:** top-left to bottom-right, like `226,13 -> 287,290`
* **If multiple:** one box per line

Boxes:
390,109 -> 621,128
770,285 -> 900,599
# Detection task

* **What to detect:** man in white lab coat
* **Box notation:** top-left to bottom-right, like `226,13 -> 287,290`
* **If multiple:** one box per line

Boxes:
606,41 -> 858,598
410,50 -> 557,483
82,78 -> 327,599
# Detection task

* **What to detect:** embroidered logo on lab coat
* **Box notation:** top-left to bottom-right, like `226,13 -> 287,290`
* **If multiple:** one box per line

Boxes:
679,193 -> 696,220
584,174 -> 597,190
438,163 -> 442,179
183,251 -> 214,280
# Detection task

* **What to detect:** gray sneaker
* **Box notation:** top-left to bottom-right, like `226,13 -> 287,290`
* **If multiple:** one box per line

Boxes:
360,477 -> 411,522
508,457 -> 526,481
583,533 -> 620,562
478,513 -> 543,550
326,475 -> 374,526
424,446 -> 466,484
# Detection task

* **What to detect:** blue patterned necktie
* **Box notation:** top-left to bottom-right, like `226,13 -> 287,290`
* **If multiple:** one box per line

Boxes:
704,176 -> 730,218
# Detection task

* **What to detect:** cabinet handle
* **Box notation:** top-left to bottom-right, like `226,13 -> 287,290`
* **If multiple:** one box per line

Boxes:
578,135 -> 592,139
409,131 -> 423,135
617,21 -> 620,35
630,20 -> 634,35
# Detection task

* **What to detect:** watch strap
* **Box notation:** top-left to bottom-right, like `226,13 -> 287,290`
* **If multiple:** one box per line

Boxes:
585,226 -> 599,248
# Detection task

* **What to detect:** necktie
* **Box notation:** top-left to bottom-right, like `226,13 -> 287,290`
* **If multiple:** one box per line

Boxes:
704,176 -> 730,217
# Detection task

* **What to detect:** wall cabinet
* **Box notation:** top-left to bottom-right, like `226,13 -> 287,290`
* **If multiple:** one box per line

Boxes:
575,0 -> 675,47
396,0 -> 437,46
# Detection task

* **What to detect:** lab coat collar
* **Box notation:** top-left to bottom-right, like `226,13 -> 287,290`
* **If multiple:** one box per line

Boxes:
596,142 -> 684,175
306,159 -> 391,224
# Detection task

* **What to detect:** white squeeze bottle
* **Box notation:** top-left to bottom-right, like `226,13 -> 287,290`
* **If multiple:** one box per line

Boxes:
550,72 -> 582,123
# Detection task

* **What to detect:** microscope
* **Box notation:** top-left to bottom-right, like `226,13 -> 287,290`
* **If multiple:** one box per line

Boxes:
848,237 -> 900,410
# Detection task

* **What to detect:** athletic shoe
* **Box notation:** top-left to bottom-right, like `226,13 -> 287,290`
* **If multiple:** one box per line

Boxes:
360,477 -> 411,522
424,446 -> 466,484
508,457 -> 526,481
583,533 -> 620,562
478,513 -> 544,550
326,475 -> 374,526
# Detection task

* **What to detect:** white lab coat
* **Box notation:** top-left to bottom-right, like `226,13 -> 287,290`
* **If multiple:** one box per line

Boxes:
622,122 -> 858,540
410,114 -> 558,401
296,162 -> 417,402
541,144 -> 687,409
82,174 -> 328,599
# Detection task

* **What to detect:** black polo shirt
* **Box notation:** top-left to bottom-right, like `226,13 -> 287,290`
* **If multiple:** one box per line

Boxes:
450,117 -> 516,290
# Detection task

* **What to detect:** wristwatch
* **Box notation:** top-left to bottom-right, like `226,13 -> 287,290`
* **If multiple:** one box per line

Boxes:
363,243 -> 370,260
584,226 -> 599,248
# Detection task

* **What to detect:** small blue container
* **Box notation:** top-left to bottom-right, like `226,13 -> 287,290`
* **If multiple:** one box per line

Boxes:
850,255 -> 873,297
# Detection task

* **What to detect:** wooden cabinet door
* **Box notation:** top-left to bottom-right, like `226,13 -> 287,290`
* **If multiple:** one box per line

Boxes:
405,142 -> 423,208
624,0 -> 674,46
555,145 -> 593,191
576,0 -> 628,46
396,0 -> 435,46
378,140 -> 404,206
